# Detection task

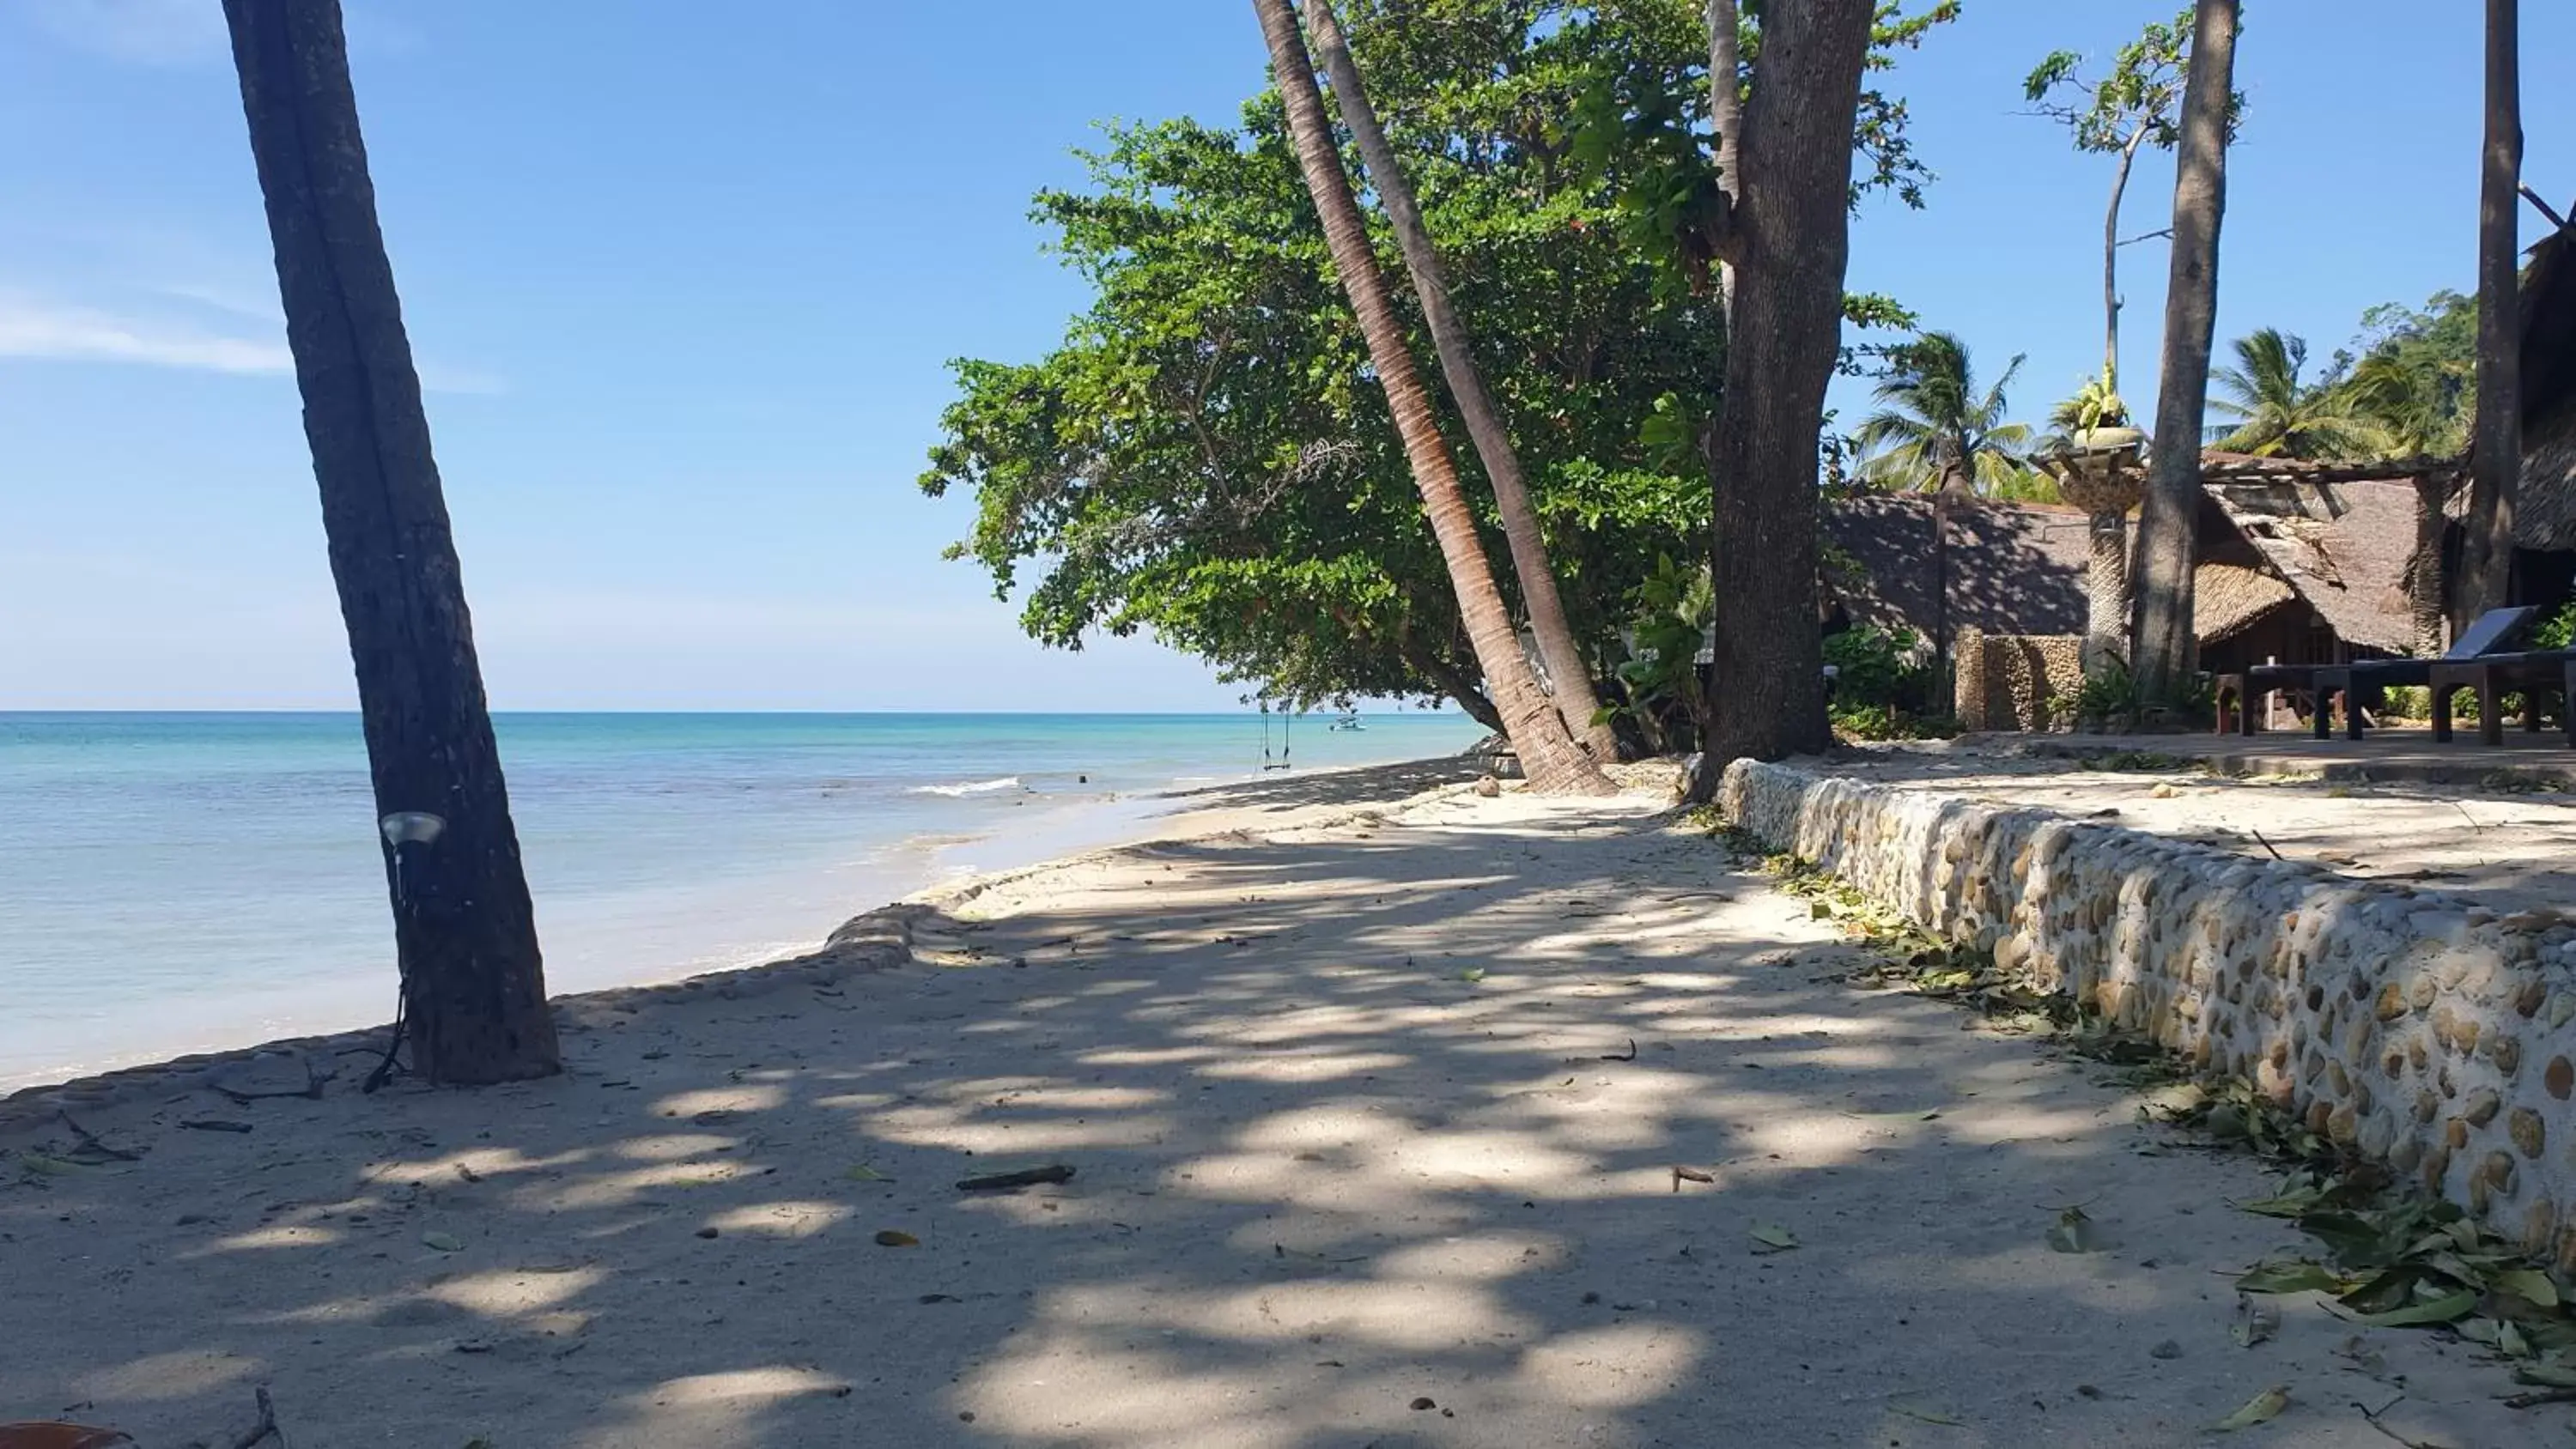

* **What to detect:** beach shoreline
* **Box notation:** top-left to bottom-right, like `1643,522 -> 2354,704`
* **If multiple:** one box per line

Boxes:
0,753 -> 1490,1121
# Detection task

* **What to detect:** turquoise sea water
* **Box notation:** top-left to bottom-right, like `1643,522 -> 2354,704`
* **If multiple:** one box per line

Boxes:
0,711 -> 1481,1088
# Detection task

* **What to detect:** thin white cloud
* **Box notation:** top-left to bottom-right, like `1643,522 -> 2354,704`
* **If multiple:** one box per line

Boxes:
0,291 -> 504,393
12,0 -> 225,66
0,293 -> 289,373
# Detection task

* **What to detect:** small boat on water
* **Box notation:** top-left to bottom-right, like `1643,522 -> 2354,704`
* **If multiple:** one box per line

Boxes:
1328,712 -> 1364,731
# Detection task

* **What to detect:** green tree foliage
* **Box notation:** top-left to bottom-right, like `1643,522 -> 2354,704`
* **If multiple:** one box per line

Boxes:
1852,331 -> 2040,495
2024,9 -> 2195,155
2208,328 -> 2387,460
2337,291 -> 2478,458
920,1 -> 1942,717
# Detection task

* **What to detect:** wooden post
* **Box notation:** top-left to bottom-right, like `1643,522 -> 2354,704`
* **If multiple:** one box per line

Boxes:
224,0 -> 559,1084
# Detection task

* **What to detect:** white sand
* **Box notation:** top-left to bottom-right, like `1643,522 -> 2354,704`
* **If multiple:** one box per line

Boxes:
0,761 -> 2546,1446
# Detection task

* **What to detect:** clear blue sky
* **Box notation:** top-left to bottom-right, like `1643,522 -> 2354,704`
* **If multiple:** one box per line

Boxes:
0,0 -> 2563,709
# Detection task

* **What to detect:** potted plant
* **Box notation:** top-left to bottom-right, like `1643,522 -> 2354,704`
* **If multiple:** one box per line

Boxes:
2051,373 -> 2143,465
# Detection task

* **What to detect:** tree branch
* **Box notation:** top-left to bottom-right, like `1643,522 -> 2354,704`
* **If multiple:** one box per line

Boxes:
2520,183 -> 2568,230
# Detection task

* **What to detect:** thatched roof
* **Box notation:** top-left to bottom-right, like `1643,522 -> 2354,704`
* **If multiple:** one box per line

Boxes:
2193,562 -> 2299,643
2199,476 -> 2421,654
1820,495 -> 2091,641
2517,221 -> 2576,552
1823,476 -> 2421,655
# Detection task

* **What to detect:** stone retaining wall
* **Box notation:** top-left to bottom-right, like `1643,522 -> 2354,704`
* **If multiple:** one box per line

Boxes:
1953,627 -> 2082,733
1721,758 -> 2576,1264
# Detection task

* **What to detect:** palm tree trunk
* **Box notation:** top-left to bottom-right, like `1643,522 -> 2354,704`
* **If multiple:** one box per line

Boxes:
1692,0 -> 1875,789
1251,0 -> 1613,796
2103,126 -> 2152,394
2129,0 -> 2239,711
2460,0 -> 2522,622
224,0 -> 558,1084
1300,0 -> 1620,762
2085,507 -> 2131,673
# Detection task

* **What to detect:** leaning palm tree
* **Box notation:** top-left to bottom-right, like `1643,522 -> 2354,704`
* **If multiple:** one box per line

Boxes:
1853,331 -> 2037,496
1249,0 -> 1612,795
2207,328 -> 2385,459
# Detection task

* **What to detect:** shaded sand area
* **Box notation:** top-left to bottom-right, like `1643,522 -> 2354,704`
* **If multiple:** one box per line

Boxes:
0,761 -> 2550,1446
1826,737 -> 2576,919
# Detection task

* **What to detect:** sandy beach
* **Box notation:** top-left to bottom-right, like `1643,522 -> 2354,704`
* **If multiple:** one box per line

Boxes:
0,759 -> 2539,1447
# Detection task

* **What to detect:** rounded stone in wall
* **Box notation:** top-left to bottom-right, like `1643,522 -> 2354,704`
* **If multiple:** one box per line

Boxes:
2511,1107 -> 2547,1160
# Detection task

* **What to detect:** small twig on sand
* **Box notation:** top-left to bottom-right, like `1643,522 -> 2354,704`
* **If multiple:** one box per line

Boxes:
2248,829 -> 2286,861
58,1111 -> 143,1162
1601,1039 -> 1638,1062
2503,1385 -> 2576,1410
1671,1165 -> 1715,1193
2354,1394 -> 2456,1448
210,1058 -> 336,1106
222,1385 -> 282,1448
2453,801 -> 2485,833
956,1165 -> 1076,1192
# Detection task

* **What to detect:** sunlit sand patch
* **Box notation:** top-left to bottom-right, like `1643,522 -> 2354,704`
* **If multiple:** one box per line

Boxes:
1227,1101 -> 1412,1153
1374,1230 -> 1570,1280
580,1366 -> 854,1449
1195,1048 -> 1412,1083
425,1265 -> 606,1316
74,1348 -> 261,1403
614,1133 -> 737,1161
206,1222 -> 345,1252
866,1103 -> 1177,1155
704,1199 -> 848,1240
1078,1044 -> 1223,1068
538,1159 -> 757,1210
1512,1322 -> 1701,1408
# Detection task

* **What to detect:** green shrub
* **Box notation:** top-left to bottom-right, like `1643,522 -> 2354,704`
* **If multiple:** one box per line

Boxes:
1821,626 -> 1920,710
2534,600 -> 2576,651
2377,684 -> 2429,720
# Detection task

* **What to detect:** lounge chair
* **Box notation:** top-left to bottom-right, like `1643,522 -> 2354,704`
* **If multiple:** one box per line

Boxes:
2428,648 -> 2576,746
2302,606 -> 2540,741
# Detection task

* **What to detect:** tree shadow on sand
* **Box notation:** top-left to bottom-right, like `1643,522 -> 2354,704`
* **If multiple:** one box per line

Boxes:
0,791 -> 2533,1448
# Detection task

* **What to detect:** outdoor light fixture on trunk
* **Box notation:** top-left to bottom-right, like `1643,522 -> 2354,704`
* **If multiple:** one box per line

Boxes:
225,0 -> 559,1085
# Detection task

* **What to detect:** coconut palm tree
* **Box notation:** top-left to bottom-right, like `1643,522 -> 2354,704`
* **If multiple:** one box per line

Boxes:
2207,328 -> 2385,459
1298,0 -> 1619,762
1852,332 -> 2038,496
1249,0 -> 1612,796
224,0 -> 559,1085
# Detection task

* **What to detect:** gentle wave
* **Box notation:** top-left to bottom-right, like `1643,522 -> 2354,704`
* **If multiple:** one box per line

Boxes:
909,775 -> 1027,797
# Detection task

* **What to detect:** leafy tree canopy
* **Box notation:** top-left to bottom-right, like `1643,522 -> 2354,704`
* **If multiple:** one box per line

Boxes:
2024,5 -> 2244,155
920,0 -> 1947,718
2336,290 -> 2478,458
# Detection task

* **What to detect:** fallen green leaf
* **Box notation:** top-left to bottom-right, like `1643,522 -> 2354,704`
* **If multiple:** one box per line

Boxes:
2347,1288 -> 2478,1328
1888,1403 -> 1962,1427
843,1165 -> 889,1182
874,1229 -> 919,1247
422,1231 -> 464,1252
2499,1268 -> 2561,1308
1456,967 -> 1487,983
2512,1360 -> 2576,1389
15,1152 -> 84,1176
1748,1222 -> 1799,1252
2208,1385 -> 2290,1432
2237,1259 -> 2342,1294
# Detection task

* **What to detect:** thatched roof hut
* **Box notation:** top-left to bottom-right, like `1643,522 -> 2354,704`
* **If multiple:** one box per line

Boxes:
2512,221 -> 2576,553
